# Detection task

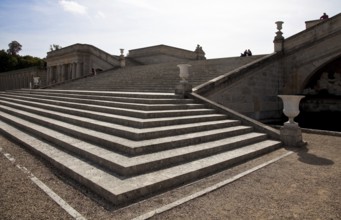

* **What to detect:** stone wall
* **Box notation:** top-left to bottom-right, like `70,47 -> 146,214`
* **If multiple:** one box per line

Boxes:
305,19 -> 322,29
281,13 -> 341,94
196,54 -> 284,122
194,13 -> 341,123
0,67 -> 46,91
284,13 -> 341,53
128,45 -> 200,65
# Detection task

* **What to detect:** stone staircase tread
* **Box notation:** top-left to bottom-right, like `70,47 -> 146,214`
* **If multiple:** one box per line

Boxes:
4,93 -> 204,110
0,103 -> 237,139
0,96 -> 215,118
11,90 -> 196,104
0,99 -> 227,128
0,120 -> 280,204
18,89 -> 179,98
0,110 -> 266,175
0,110 -> 251,151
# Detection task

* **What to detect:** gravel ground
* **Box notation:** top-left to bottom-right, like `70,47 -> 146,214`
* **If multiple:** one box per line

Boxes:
0,132 -> 340,220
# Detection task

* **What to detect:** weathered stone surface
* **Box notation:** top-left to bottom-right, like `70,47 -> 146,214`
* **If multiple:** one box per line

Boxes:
280,123 -> 306,147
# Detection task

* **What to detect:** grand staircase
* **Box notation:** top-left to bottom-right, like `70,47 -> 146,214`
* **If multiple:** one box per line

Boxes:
51,55 -> 264,92
0,89 -> 281,205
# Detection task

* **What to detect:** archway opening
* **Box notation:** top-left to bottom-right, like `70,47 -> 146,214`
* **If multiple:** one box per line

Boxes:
298,56 -> 341,131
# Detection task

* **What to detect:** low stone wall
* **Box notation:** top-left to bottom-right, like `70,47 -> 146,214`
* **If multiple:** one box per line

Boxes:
0,67 -> 46,91
284,13 -> 341,53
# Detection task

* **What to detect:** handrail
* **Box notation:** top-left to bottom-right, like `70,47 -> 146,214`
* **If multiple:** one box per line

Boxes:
189,93 -> 281,140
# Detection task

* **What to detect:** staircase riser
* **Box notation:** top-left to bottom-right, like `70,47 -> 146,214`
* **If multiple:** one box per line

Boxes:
0,110 -> 253,156
115,143 -> 281,204
17,89 -> 180,99
135,121 -> 241,140
0,99 -> 227,128
5,93 -> 202,110
125,134 -> 267,176
0,113 -> 267,177
0,126 -> 281,205
1,97 -> 214,119
0,128 -> 120,206
7,96 -> 204,111
133,127 -> 254,155
0,88 -> 281,206
14,109 -> 239,141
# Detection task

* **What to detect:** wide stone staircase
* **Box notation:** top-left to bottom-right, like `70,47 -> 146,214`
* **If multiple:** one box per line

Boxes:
0,89 -> 281,205
52,56 -> 264,92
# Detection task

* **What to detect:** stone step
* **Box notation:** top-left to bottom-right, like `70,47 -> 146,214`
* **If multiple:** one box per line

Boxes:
0,120 -> 280,205
0,99 -> 227,128
17,89 -> 180,99
11,90 -> 195,104
0,96 -> 215,119
0,104 -> 239,140
0,111 -> 267,176
0,109 -> 252,155
3,93 -> 205,111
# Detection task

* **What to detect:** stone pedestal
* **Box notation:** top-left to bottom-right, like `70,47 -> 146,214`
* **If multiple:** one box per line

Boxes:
175,64 -> 192,98
175,82 -> 192,98
274,21 -> 284,52
280,123 -> 306,147
119,49 -> 125,68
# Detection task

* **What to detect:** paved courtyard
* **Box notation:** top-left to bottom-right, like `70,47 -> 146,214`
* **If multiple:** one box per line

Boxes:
0,132 -> 340,220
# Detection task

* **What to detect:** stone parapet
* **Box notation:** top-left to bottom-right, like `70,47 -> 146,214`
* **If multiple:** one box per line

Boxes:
128,45 -> 198,65
305,19 -> 323,29
284,13 -> 341,53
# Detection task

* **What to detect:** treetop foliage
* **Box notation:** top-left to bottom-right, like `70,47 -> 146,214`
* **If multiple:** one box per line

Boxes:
0,41 -> 45,73
7,40 -> 22,56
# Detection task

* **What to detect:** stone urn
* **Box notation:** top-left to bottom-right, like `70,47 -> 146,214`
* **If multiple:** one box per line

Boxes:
119,49 -> 125,67
275,21 -> 284,31
278,95 -> 305,124
177,64 -> 191,83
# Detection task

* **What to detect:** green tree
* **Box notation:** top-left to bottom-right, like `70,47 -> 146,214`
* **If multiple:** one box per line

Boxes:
0,50 -> 18,72
0,46 -> 45,73
7,40 -> 22,56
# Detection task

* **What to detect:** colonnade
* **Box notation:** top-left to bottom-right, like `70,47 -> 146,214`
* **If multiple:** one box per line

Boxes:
46,62 -> 84,85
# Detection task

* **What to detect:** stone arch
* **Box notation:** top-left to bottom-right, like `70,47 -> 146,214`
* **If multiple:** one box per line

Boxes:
301,54 -> 341,95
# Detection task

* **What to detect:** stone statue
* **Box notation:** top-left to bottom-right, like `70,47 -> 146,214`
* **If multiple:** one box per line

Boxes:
330,72 -> 341,95
194,44 -> 206,60
317,72 -> 330,92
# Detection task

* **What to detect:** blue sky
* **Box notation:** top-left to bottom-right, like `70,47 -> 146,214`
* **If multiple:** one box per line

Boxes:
0,0 -> 340,58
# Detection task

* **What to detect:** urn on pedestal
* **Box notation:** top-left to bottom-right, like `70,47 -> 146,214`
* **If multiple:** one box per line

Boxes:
175,64 -> 192,98
278,95 -> 307,147
278,95 -> 305,124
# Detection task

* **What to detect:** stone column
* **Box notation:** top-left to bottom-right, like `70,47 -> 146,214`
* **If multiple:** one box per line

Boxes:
72,63 -> 77,79
60,64 -> 65,82
46,67 -> 50,85
76,62 -> 82,78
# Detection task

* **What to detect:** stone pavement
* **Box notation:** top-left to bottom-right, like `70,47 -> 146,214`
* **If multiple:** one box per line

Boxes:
0,132 -> 340,220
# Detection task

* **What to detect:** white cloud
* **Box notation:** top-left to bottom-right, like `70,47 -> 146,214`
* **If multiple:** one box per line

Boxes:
96,11 -> 106,19
59,0 -> 87,15
1,0 -> 340,58
119,0 -> 159,12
